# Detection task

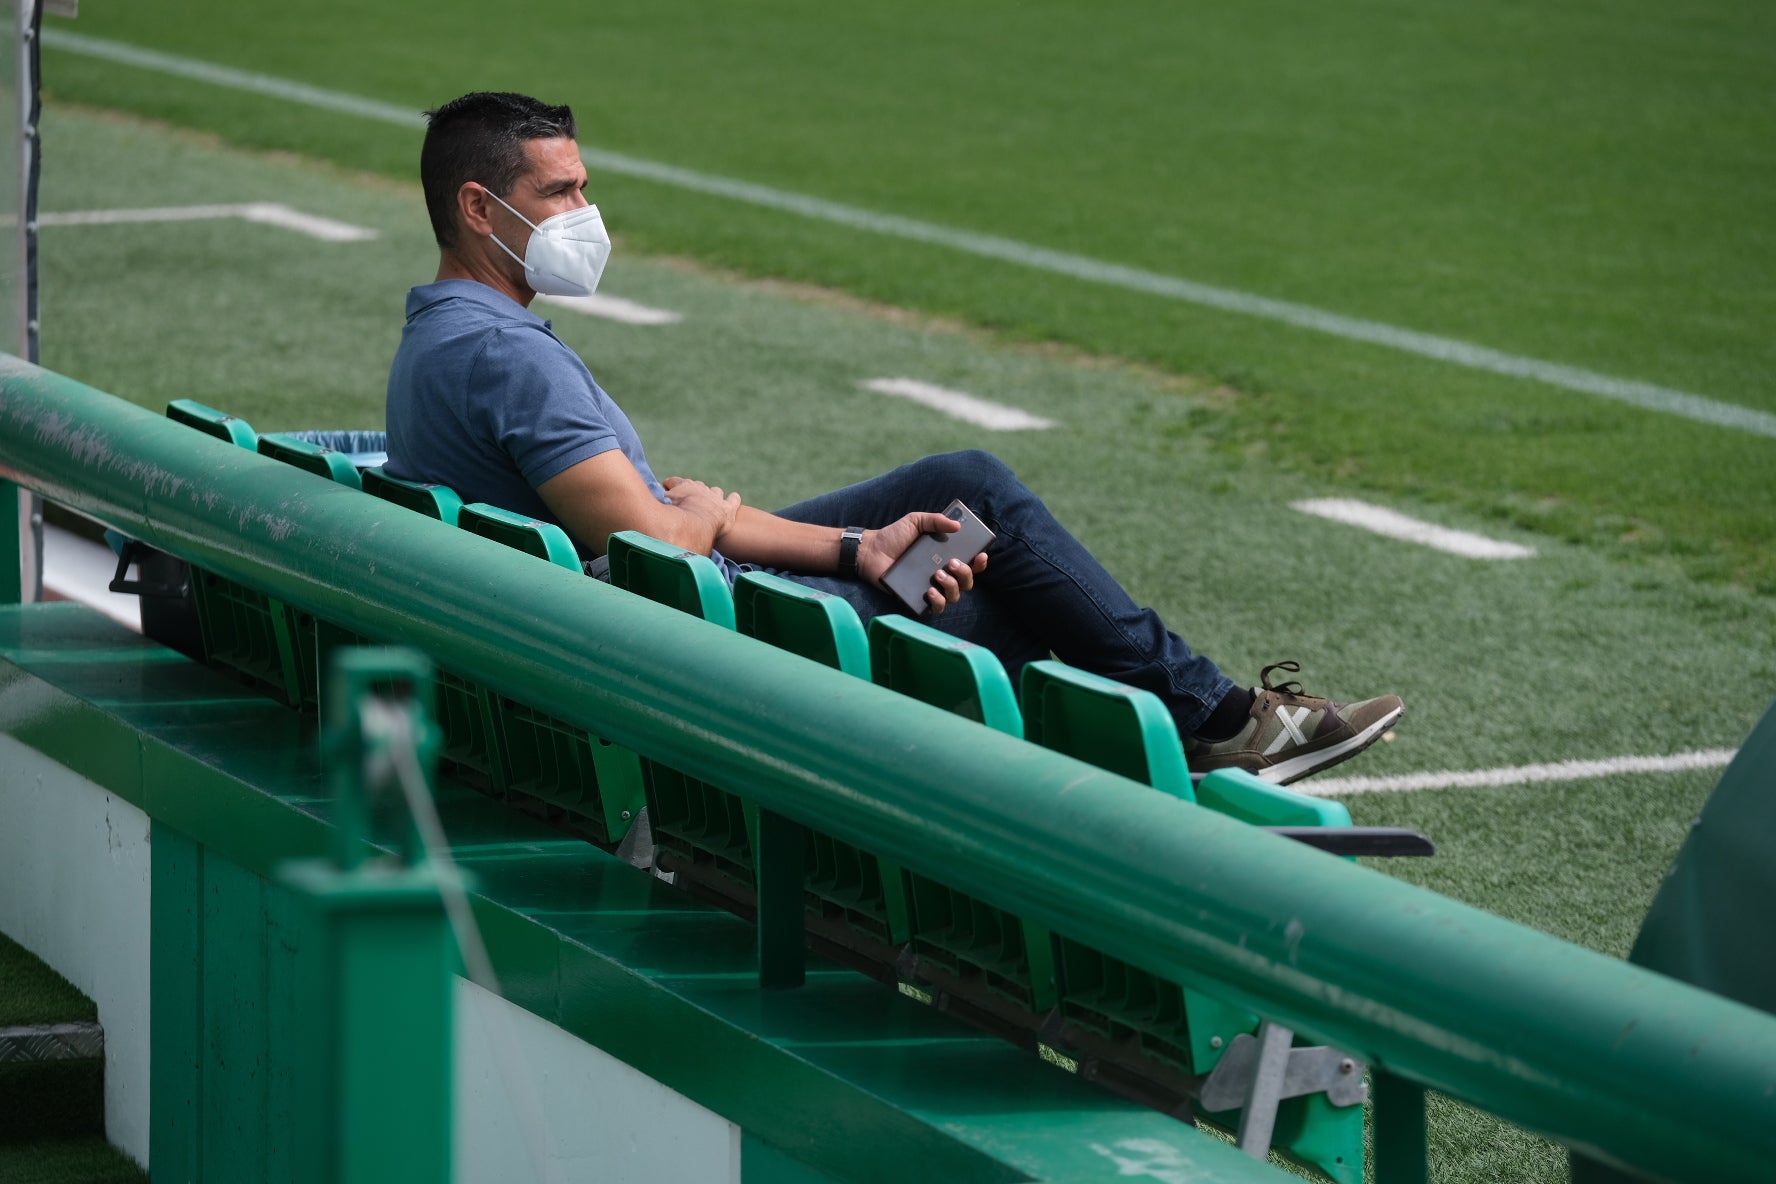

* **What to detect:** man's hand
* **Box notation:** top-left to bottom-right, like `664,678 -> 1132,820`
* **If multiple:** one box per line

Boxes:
662,476 -> 742,541
858,512 -> 989,616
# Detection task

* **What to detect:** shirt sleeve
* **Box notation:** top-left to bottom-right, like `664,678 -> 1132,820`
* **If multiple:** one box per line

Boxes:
469,324 -> 622,488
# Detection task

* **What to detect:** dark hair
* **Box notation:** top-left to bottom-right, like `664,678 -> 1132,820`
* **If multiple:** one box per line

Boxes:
420,92 -> 577,249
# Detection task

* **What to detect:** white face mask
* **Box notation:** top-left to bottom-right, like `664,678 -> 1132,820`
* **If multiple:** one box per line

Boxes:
482,188 -> 611,297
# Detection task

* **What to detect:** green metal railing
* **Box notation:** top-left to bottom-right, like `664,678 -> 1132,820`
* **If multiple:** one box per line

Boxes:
4,358 -> 1775,1182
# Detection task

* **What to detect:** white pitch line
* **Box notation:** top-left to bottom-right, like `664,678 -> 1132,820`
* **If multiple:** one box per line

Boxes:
37,201 -> 377,242
236,202 -> 378,242
1299,749 -> 1738,796
862,377 -> 1056,431
1292,498 -> 1535,560
535,292 -> 683,325
43,27 -> 1776,441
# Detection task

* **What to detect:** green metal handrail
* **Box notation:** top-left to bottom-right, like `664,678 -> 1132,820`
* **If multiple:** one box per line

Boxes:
3,358 -> 1773,1182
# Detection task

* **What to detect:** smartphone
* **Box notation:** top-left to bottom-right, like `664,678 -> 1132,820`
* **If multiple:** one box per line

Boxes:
881,499 -> 995,614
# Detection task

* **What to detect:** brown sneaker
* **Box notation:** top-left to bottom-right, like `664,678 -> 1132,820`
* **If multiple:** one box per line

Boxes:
1186,661 -> 1404,785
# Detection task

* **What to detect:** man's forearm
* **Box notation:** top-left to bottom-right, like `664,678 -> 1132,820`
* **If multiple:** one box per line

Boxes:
715,505 -> 847,572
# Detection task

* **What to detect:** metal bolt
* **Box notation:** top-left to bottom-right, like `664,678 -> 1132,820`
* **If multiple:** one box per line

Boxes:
621,809 -> 633,821
1339,1058 -> 1355,1074
1210,1036 -> 1223,1049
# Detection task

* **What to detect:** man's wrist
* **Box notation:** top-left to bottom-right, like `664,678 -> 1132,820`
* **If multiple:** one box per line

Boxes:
837,526 -> 865,579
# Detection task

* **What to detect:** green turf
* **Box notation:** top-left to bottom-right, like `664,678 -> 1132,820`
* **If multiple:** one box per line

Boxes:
30,101 -> 1775,1184
0,1139 -> 147,1184
37,101 -> 1775,771
0,931 -> 95,1028
39,0 -> 1776,592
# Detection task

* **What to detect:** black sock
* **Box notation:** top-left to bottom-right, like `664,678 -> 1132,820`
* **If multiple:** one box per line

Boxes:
1193,686 -> 1255,743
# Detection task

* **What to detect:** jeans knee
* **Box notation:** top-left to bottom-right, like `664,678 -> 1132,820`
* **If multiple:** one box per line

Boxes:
921,449 -> 1016,495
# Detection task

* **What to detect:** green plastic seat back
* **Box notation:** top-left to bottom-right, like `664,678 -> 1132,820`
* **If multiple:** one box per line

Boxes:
606,530 -> 736,629
256,433 -> 363,489
867,614 -> 1022,737
1196,767 -> 1352,828
868,612 -> 1043,1002
1019,659 -> 1192,798
458,502 -> 582,571
734,571 -> 869,677
361,466 -> 463,526
166,398 -> 257,449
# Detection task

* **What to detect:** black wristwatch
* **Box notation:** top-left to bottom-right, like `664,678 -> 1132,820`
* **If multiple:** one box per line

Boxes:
837,526 -> 865,579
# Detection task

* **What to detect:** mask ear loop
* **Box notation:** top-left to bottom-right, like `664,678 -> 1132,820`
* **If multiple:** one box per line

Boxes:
473,184 -> 539,267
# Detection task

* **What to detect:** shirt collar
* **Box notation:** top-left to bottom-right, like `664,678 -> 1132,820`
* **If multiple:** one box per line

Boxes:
404,279 -> 548,327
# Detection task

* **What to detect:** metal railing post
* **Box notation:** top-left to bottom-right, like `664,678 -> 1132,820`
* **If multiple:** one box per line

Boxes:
277,648 -> 454,1184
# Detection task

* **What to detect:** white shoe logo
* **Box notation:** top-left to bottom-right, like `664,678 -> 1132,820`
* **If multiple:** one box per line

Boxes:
1263,706 -> 1313,756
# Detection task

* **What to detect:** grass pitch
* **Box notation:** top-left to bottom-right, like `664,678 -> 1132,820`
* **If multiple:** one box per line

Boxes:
42,0 -> 1776,592
25,8 -> 1776,1175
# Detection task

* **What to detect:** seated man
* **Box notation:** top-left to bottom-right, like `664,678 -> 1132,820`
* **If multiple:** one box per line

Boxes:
386,91 -> 1403,784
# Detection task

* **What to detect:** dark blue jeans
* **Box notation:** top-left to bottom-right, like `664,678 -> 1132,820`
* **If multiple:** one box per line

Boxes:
769,450 -> 1234,736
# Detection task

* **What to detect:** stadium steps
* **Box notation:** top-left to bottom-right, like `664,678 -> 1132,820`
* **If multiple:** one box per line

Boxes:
0,931 -> 144,1183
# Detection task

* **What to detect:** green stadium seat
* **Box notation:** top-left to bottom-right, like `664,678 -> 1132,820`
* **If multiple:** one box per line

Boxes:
254,431 -> 375,708
166,398 -> 258,449
163,401 -> 306,706
360,466 -> 463,526
458,502 -> 582,570
358,476 -> 502,793
1020,659 -> 1191,795
734,570 -> 869,678
1195,767 -> 1351,829
255,432 -> 363,489
866,614 -> 1055,1007
606,530 -> 735,628
734,572 -> 908,947
1020,658 -> 1361,1184
609,532 -> 753,900
451,505 -> 645,846
866,614 -> 1022,735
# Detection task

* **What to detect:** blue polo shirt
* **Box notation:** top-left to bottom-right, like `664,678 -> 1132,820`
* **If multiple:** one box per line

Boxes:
388,280 -> 725,569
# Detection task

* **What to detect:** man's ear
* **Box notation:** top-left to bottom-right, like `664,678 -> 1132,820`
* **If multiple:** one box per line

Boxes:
456,182 -> 495,238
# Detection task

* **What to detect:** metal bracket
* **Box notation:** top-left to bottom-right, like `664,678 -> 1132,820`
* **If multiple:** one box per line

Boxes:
1198,1022 -> 1368,1160
108,538 -> 189,598
614,804 -> 657,870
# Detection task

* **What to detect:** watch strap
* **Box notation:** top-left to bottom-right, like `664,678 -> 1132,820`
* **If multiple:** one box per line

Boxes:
838,526 -> 865,579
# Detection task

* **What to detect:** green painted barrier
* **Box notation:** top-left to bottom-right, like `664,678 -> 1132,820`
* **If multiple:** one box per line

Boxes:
5,359 -> 1776,1182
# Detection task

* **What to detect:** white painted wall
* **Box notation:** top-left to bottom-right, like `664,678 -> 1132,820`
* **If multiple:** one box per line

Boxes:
454,977 -> 740,1184
0,732 -> 153,1166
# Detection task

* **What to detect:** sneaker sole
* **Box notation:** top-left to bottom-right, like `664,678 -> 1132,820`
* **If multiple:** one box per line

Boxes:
1258,703 -> 1406,786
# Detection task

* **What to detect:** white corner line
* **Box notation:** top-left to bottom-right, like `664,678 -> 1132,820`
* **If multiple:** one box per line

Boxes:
1298,748 -> 1739,796
534,292 -> 683,326
41,27 -> 1776,441
1291,498 -> 1535,560
36,202 -> 378,242
862,377 -> 1056,431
